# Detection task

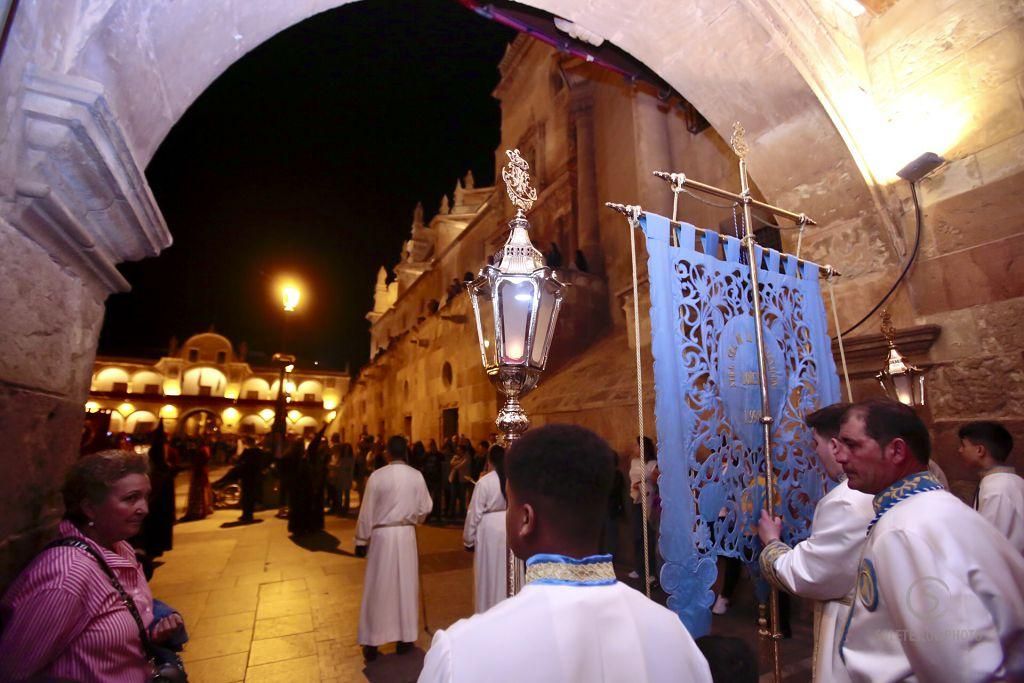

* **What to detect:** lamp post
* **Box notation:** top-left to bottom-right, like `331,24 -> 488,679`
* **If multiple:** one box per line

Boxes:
468,149 -> 567,595
876,309 -> 926,406
271,281 -> 301,516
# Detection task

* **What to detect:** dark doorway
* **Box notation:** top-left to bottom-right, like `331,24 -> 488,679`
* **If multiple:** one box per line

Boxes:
442,407 -> 458,440
404,415 -> 412,439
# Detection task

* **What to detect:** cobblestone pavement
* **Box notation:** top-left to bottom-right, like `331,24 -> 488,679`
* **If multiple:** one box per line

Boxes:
155,479 -> 812,682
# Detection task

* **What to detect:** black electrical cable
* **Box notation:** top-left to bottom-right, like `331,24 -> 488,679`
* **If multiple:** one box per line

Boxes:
833,181 -> 923,339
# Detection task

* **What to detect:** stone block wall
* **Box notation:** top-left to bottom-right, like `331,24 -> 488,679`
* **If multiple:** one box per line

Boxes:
859,1 -> 1024,487
0,218 -> 106,586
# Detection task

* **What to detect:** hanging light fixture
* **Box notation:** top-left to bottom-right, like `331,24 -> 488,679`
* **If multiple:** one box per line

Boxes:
876,309 -> 926,406
467,149 -> 567,442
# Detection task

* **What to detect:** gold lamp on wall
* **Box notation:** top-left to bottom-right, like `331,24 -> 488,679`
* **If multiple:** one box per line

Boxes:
876,309 -> 926,406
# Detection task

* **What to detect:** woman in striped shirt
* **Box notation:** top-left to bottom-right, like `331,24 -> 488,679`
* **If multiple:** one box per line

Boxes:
0,450 -> 184,682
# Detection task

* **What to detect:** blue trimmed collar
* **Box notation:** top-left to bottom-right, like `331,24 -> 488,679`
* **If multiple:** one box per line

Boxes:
868,471 -> 943,535
525,553 -> 616,587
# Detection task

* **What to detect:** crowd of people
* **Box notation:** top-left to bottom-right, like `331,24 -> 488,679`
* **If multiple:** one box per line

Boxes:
0,399 -> 1021,682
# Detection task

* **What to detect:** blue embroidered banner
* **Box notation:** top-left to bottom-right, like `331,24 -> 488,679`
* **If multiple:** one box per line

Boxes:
640,213 -> 840,637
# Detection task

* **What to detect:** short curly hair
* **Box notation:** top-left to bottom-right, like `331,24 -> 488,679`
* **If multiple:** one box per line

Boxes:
63,450 -> 149,523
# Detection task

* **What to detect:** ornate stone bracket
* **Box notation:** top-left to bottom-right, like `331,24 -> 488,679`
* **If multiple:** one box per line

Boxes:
832,324 -> 942,378
11,67 -> 171,294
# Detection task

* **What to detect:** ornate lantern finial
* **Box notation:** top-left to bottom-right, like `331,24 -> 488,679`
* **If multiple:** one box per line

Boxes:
730,122 -> 749,160
502,149 -> 538,217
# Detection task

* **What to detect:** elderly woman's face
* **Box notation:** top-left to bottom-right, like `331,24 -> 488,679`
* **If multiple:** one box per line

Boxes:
84,474 -> 151,543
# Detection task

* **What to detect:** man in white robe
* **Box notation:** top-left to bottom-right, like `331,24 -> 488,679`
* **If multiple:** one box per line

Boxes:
355,435 -> 432,661
463,445 -> 507,613
835,399 -> 1024,683
419,424 -> 712,683
958,420 -> 1024,554
758,402 -> 874,683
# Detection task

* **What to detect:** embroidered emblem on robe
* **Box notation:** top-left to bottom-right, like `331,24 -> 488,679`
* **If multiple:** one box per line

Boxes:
857,558 -> 878,612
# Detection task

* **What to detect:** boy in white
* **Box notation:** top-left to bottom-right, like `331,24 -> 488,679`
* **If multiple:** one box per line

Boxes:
419,424 -> 711,683
758,403 -> 874,683
836,400 -> 1024,683
958,420 -> 1024,554
355,435 -> 433,661
462,445 -> 508,613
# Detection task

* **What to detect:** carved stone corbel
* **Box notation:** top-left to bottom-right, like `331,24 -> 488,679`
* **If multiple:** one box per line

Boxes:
12,66 -> 171,294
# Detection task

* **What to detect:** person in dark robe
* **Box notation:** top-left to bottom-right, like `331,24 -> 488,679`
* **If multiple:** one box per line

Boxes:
288,426 -> 328,535
181,438 -> 212,521
410,441 -> 426,471
131,422 -> 176,578
276,434 -> 300,518
213,435 -> 265,522
423,439 -> 444,522
310,434 -> 329,531
286,437 -> 313,535
336,441 -> 355,515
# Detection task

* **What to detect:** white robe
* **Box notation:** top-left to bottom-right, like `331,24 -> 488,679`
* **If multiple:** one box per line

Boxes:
762,479 -> 874,683
840,486 -> 1024,683
355,461 -> 432,646
976,469 -> 1024,555
418,580 -> 712,683
462,471 -> 507,614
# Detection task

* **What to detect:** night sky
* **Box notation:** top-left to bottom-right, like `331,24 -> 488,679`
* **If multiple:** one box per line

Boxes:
98,0 -> 516,372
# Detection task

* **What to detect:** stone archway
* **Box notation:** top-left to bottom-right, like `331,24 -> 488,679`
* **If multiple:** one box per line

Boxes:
1,0 -> 1020,584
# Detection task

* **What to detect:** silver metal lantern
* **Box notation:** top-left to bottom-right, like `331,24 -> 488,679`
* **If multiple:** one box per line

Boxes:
876,309 -> 926,407
468,149 -> 567,442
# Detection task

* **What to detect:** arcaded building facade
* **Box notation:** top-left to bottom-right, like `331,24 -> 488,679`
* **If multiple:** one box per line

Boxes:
88,332 -> 349,438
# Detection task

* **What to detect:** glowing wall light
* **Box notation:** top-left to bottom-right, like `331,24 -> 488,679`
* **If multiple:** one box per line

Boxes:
259,408 -> 275,422
163,380 -> 181,396
159,405 -> 178,419
84,401 -> 100,413
118,403 -> 135,417
222,407 -> 240,423
287,409 -> 302,423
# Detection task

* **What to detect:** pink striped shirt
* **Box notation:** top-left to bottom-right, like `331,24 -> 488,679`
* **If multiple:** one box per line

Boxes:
0,520 -> 154,682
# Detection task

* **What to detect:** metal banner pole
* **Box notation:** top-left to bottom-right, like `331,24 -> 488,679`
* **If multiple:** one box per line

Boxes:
731,123 -> 783,683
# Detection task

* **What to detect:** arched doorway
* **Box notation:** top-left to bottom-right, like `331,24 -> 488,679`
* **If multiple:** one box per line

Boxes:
176,409 -> 223,439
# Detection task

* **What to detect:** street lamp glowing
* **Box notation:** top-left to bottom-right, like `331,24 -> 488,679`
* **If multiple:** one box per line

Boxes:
282,284 -> 301,312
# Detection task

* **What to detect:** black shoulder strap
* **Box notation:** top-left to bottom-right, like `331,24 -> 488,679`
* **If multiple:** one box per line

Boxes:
47,537 -> 154,655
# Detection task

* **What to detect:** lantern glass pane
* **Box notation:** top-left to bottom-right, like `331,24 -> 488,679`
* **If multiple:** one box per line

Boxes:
480,289 -> 496,368
499,279 -> 534,363
531,286 -> 557,367
892,373 -> 913,406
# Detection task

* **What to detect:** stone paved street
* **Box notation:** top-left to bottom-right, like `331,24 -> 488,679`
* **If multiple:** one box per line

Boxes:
152,503 -> 471,683
153,475 -> 813,682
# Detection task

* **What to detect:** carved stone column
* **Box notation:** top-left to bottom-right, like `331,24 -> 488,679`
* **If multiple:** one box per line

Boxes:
0,67 -> 170,586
